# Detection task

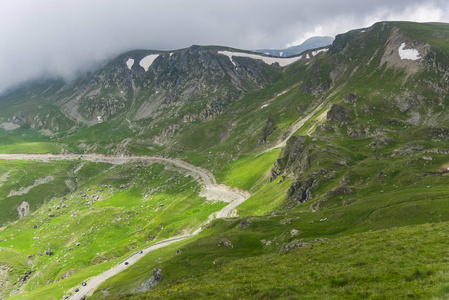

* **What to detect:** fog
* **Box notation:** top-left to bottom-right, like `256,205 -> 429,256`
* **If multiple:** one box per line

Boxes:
1,0 -> 448,92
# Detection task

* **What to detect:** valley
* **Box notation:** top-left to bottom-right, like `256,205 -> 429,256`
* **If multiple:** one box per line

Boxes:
2,21 -> 449,299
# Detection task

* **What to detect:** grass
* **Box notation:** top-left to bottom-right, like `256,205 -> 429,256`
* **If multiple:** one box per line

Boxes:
0,160 -> 227,299
3,20 -> 449,300
128,221 -> 449,299
214,149 -> 281,191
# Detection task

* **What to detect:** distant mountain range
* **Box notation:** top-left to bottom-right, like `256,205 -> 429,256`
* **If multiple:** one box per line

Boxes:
255,36 -> 334,57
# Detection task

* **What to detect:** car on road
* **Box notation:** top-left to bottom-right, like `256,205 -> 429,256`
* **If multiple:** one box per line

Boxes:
139,250 -> 143,254
82,282 -> 87,286
125,261 -> 129,265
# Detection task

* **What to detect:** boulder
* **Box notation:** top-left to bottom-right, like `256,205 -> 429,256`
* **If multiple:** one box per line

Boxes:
343,93 -> 357,103
217,239 -> 233,248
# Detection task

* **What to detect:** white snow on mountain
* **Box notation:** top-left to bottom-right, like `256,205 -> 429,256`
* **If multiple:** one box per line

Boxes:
139,54 -> 160,72
312,48 -> 329,56
126,58 -> 134,70
398,43 -> 420,60
217,51 -> 302,67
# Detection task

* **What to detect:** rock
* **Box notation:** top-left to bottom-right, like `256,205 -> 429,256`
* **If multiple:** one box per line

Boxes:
370,133 -> 391,147
279,240 -> 309,253
135,268 -> 162,292
8,113 -> 27,124
270,136 -> 309,182
285,178 -> 315,209
17,201 -> 30,219
290,229 -> 300,237
327,104 -> 351,124
238,219 -> 252,229
343,93 -> 357,103
259,116 -> 277,145
217,239 -> 233,248
324,185 -> 353,196
361,104 -> 373,115
299,62 -> 333,95
44,251 -> 54,256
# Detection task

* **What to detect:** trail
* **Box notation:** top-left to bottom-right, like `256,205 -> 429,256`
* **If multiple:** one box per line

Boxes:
264,101 -> 328,153
0,153 -> 249,299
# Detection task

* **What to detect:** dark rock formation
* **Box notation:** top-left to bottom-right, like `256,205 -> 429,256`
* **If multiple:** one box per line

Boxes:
327,104 -> 351,124
135,268 -> 162,292
343,93 -> 357,103
259,116 -> 277,145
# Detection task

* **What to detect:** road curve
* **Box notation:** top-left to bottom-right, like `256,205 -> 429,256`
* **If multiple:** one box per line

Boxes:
0,153 -> 249,299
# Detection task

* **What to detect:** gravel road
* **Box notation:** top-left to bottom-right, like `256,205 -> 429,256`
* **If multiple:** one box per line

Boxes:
0,153 -> 249,299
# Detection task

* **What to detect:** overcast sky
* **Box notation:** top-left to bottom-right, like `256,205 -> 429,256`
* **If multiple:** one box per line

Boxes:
1,0 -> 449,92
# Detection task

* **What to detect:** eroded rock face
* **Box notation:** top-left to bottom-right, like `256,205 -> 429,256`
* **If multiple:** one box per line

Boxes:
135,268 -> 162,292
17,201 -> 30,219
327,104 -> 351,124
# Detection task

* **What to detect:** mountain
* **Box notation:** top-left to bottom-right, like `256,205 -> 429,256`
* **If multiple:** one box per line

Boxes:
255,36 -> 334,57
2,21 -> 449,299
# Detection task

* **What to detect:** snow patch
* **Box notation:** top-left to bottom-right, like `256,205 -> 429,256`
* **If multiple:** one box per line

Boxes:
126,58 -> 134,70
312,48 -> 329,56
398,43 -> 420,60
305,53 -> 310,59
217,51 -> 302,67
279,51 -> 284,57
97,116 -> 103,123
139,54 -> 160,72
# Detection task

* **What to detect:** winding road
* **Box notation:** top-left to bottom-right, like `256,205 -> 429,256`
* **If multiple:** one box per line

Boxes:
0,153 -> 249,299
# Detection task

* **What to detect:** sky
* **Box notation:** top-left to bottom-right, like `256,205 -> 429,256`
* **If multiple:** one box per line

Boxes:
1,0 -> 449,93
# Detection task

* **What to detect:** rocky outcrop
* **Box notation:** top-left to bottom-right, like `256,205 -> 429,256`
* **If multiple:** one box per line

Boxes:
327,104 -> 351,124
17,201 -> 30,218
259,116 -> 277,145
285,178 -> 315,209
135,268 -> 162,292
299,62 -> 333,95
270,136 -> 311,182
8,113 -> 27,124
343,93 -> 357,103
217,238 -> 233,248
271,135 -> 351,209
279,240 -> 309,253
79,96 -> 126,120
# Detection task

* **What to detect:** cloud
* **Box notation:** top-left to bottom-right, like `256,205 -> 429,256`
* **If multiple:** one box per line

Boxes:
0,0 -> 448,92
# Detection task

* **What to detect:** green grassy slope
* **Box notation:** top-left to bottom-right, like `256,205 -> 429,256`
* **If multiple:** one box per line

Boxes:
4,21 -> 449,299
0,160 -> 225,299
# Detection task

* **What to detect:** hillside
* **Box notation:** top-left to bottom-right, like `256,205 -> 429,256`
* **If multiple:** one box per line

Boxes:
2,21 -> 449,299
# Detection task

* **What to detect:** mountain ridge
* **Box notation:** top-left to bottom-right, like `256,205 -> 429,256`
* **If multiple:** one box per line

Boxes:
3,21 -> 449,299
